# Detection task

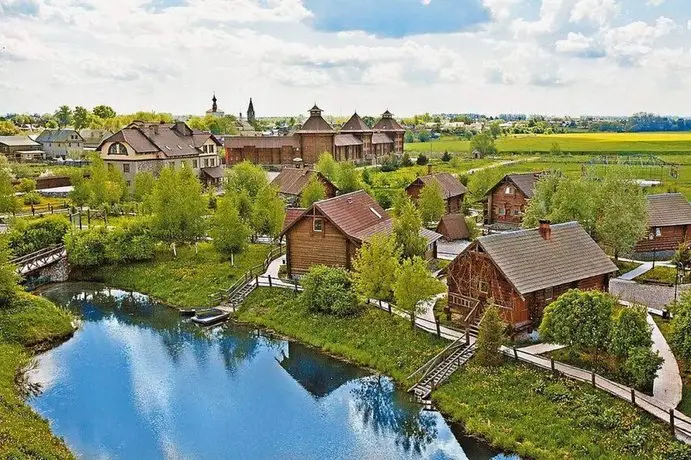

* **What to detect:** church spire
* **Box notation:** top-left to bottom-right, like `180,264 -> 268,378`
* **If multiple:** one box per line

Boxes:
247,97 -> 256,124
211,93 -> 218,113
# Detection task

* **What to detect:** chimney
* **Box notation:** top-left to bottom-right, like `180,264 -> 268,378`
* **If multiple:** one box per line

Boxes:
427,164 -> 433,175
539,220 -> 551,240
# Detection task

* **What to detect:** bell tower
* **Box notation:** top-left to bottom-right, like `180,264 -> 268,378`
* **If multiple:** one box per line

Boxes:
247,98 -> 255,124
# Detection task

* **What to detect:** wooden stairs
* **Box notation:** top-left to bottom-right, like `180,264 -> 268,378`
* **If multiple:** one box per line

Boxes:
408,337 -> 476,401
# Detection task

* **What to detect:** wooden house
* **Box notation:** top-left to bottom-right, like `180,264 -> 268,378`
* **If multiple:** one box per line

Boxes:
446,221 -> 617,329
270,167 -> 338,207
436,214 -> 470,241
483,172 -> 542,228
405,171 -> 467,214
633,193 -> 691,258
280,190 -> 442,277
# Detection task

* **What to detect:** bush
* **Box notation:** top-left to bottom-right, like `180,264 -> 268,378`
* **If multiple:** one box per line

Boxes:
441,151 -> 452,162
624,347 -> 663,390
374,190 -> 394,210
8,215 -> 70,257
17,178 -> 36,193
466,216 -> 481,240
22,191 -> 41,205
379,155 -> 400,172
476,303 -> 504,366
416,154 -> 429,166
104,219 -> 155,264
401,153 -> 414,167
65,227 -> 108,267
670,293 -> 691,361
300,265 -> 360,317
608,306 -> 652,358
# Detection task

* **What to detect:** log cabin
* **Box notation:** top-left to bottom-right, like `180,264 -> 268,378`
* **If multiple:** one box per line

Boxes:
405,171 -> 467,214
446,221 -> 617,330
280,190 -> 442,277
633,193 -> 691,259
270,167 -> 338,207
483,172 -> 542,229
436,214 -> 470,241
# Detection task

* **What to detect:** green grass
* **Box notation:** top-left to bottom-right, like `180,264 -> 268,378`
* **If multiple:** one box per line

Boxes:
82,242 -> 272,309
434,360 -> 690,460
614,260 -> 643,277
0,291 -> 77,459
236,288 -> 447,382
636,266 -> 689,285
405,132 -> 691,154
653,316 -> 691,416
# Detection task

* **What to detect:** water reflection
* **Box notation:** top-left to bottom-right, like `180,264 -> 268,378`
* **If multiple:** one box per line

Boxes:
30,283 -> 514,460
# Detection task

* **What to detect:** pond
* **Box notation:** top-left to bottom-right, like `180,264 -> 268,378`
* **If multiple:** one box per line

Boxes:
30,283 -> 516,460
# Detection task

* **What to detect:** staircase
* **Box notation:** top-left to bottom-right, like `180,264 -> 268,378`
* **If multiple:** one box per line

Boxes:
219,282 -> 257,311
408,339 -> 476,400
467,317 -> 482,337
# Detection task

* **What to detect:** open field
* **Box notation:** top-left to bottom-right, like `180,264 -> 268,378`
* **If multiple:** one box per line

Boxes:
405,132 -> 691,155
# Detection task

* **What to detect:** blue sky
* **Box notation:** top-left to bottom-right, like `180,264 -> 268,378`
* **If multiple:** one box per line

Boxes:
1,0 -> 690,116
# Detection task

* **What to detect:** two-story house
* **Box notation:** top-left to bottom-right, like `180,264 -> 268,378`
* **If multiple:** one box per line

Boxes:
35,129 -> 84,159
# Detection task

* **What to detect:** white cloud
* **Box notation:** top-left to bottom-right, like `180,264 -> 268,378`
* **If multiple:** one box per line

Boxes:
555,32 -> 601,56
569,0 -> 619,27
647,0 -> 665,6
603,16 -> 676,64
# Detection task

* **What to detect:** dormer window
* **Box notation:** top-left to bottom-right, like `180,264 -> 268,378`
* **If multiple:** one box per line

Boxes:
108,142 -> 127,155
313,218 -> 323,232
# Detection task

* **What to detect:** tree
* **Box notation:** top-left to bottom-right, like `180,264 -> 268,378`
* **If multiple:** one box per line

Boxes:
489,121 -> 502,139
210,197 -> 251,264
469,132 -> 497,157
300,176 -> 326,208
73,106 -> 91,130
68,170 -> 91,208
225,161 -> 268,199
393,256 -> 444,324
252,185 -> 285,239
93,105 -> 116,119
673,243 -> 691,269
17,178 -> 36,193
401,153 -> 414,167
54,105 -> 73,127
0,167 -> 19,214
352,234 -> 401,302
466,216 -> 481,240
475,303 -> 505,367
87,154 -> 127,207
624,347 -> 663,390
361,167 -> 372,185
539,290 -> 615,353
335,163 -> 362,194
416,154 -> 429,166
133,171 -> 156,202
316,152 -> 338,182
301,265 -> 360,317
418,181 -> 445,225
393,198 -> 427,259
418,130 -> 431,143
441,151 -> 452,162
0,237 -> 19,308
0,120 -> 19,136
671,293 -> 691,361
608,306 -> 652,358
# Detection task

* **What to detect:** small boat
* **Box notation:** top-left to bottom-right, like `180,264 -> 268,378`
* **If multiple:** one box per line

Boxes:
179,309 -> 197,317
191,308 -> 230,326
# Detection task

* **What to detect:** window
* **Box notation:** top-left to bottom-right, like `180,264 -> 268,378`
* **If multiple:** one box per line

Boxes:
498,207 -> 505,216
313,218 -> 323,232
193,159 -> 198,169
504,186 -> 513,195
123,163 -> 130,173
655,227 -> 662,237
205,158 -> 210,167
108,143 -> 127,155
513,208 -> 520,216
478,280 -> 489,294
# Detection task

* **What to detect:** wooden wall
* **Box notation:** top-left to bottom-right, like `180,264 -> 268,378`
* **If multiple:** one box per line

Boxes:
300,134 -> 334,164
485,180 -> 529,226
634,225 -> 690,253
286,211 -> 350,276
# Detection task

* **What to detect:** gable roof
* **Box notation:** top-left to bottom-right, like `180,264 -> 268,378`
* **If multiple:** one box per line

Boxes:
341,113 -> 372,132
372,132 -> 393,144
99,122 -> 220,157
271,168 -> 336,197
334,133 -> 363,147
411,173 -> 467,199
79,129 -> 113,146
283,208 -> 306,232
35,129 -> 83,143
469,221 -> 616,296
492,173 -> 541,198
0,136 -> 39,147
647,193 -> 691,228
436,214 -> 470,240
354,218 -> 442,246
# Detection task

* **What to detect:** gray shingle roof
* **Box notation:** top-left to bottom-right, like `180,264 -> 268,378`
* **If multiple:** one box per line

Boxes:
35,129 -> 83,143
476,221 -> 616,295
647,193 -> 691,228
334,133 -> 363,147
0,136 -> 39,147
415,173 -> 467,199
99,122 -> 220,157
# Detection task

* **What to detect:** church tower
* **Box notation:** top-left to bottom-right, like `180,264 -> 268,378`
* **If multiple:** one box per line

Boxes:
211,93 -> 218,113
247,98 -> 256,124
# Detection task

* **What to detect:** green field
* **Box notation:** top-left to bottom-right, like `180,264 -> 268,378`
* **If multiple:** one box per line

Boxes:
406,132 -> 691,155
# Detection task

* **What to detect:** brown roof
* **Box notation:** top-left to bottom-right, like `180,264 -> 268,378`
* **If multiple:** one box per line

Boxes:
413,173 -> 467,199
297,106 -> 334,133
224,136 -> 299,149
647,193 -> 691,228
372,132 -> 393,144
271,168 -> 336,197
469,221 -> 617,296
334,133 -> 363,147
99,122 -> 221,157
373,110 -> 405,132
283,208 -> 306,232
355,218 -> 442,246
488,173 -> 541,199
341,113 -> 372,132
436,214 -> 470,240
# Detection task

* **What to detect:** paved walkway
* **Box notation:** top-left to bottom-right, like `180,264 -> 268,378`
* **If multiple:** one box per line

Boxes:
518,343 -> 566,354
618,262 -> 654,281
466,156 -> 539,175
610,279 -> 691,310
648,314 -> 683,407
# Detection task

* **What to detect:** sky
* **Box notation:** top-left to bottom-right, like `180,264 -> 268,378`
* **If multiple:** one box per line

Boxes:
1,0 -> 691,117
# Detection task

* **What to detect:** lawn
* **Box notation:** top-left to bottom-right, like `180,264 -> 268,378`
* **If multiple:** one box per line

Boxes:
81,242 -> 272,308
236,288 -> 447,382
614,259 -> 643,277
0,291 -> 76,459
434,360 -> 690,460
653,316 -> 691,416
405,132 -> 691,155
636,266 -> 689,285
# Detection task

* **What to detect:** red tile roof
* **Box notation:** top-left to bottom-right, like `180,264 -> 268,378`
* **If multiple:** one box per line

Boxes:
283,208 -> 306,232
313,190 -> 389,239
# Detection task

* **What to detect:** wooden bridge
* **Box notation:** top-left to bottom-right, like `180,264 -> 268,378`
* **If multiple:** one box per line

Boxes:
11,245 -> 67,276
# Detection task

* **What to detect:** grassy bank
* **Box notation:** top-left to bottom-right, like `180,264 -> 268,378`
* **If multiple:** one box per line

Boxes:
636,266 -> 690,285
0,291 -> 76,459
434,361 -> 690,459
236,288 -> 447,382
80,242 -> 271,309
653,316 -> 691,416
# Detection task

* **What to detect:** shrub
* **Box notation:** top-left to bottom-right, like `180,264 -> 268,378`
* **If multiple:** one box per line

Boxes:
22,191 -> 41,205
17,178 -> 36,193
608,306 -> 652,358
300,265 -> 360,317
401,153 -> 414,167
416,154 -> 429,166
441,150 -> 452,162
104,219 -> 155,264
8,215 -> 70,257
65,227 -> 108,267
379,155 -> 400,172
476,303 -> 505,366
374,190 -> 394,210
465,216 -> 481,240
624,347 -> 663,390
670,293 -> 691,361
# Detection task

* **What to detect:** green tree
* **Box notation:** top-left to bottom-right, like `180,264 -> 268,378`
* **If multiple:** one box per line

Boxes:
401,153 -> 414,167
416,154 -> 429,166
0,120 -> 19,136
93,105 -> 116,119
469,132 -> 497,157
670,293 -> 691,361
672,243 -> 691,269
301,265 -> 360,317
489,121 -> 502,139
475,303 -> 505,367
539,290 -> 614,354
210,197 -> 251,264
68,170 -> 90,208
466,216 -> 481,240
252,185 -> 285,239
624,347 -> 664,390
300,176 -> 326,208
0,167 -> 19,214
393,197 -> 427,259
225,161 -> 268,199
316,152 -> 338,182
73,106 -> 91,130
441,151 -> 452,162
393,256 -> 444,325
418,181 -> 445,225
0,237 -> 19,308
335,163 -> 362,194
608,306 -> 652,358
17,178 -> 36,193
54,105 -> 73,127
361,167 -> 372,185
133,171 -> 156,202
352,234 -> 401,302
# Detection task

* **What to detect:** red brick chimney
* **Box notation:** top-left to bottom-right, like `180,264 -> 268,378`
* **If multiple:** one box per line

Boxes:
539,220 -> 551,240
